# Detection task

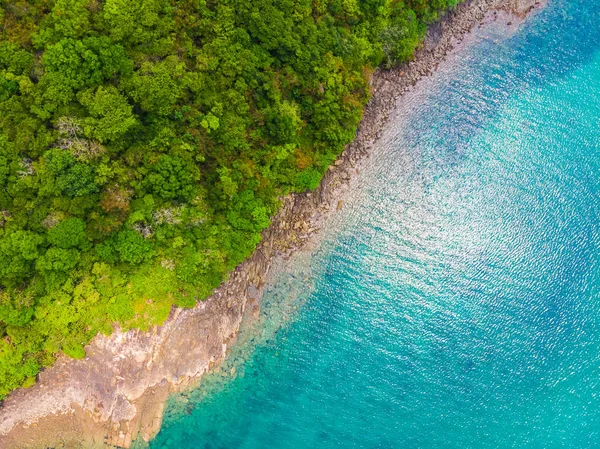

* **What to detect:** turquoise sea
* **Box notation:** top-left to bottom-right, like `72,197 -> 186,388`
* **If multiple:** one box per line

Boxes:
148,1 -> 600,447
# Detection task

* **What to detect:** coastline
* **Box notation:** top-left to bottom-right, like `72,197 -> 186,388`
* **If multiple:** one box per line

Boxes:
0,1 -> 545,447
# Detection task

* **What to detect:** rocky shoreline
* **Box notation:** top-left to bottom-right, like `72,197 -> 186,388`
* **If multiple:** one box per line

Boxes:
0,0 -> 545,447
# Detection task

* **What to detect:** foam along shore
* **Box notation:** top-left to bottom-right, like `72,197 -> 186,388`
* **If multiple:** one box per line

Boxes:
0,0 -> 545,448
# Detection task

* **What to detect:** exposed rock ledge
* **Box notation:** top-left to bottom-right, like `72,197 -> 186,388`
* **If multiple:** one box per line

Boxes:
0,0 -> 546,447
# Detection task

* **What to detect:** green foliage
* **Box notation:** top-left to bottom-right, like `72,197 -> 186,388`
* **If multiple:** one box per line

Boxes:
0,42 -> 34,75
43,38 -> 132,93
0,290 -> 35,327
36,247 -> 81,290
78,86 -> 137,142
144,155 -> 197,201
47,218 -> 88,249
34,0 -> 93,45
103,0 -> 173,49
0,231 -> 44,287
296,168 -> 323,191
36,247 -> 80,272
126,58 -> 183,115
43,149 -> 99,197
0,0 -> 460,399
62,342 -> 86,359
114,230 -> 154,264
380,10 -> 422,66
0,138 -> 9,187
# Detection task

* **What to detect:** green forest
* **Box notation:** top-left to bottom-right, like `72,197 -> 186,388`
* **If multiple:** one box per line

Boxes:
0,0 -> 459,399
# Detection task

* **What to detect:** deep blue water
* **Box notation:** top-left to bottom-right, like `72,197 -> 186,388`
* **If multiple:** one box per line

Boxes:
147,1 -> 600,447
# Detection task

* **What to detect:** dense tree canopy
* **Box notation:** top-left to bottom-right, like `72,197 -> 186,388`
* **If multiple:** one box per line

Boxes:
0,0 -> 459,398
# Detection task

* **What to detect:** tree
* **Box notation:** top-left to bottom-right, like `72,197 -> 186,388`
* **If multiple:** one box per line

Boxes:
0,289 -> 35,327
47,217 -> 88,249
77,86 -> 138,142
380,10 -> 422,66
0,231 -> 44,287
43,149 -> 99,197
102,0 -> 174,51
42,38 -> 131,93
35,247 -> 81,290
0,42 -> 34,75
125,58 -> 183,115
33,0 -> 92,45
114,230 -> 154,264
0,135 -> 10,187
144,155 -> 197,201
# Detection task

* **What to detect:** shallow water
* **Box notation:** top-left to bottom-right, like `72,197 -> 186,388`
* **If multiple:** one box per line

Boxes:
148,1 -> 600,447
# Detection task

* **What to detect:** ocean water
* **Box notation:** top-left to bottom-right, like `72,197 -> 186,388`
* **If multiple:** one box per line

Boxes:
147,1 -> 600,448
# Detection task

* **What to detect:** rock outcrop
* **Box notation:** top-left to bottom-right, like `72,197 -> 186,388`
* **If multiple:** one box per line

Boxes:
511,0 -> 539,15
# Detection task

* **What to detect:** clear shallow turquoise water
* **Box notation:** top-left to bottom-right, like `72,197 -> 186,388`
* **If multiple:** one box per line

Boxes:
149,1 -> 600,447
